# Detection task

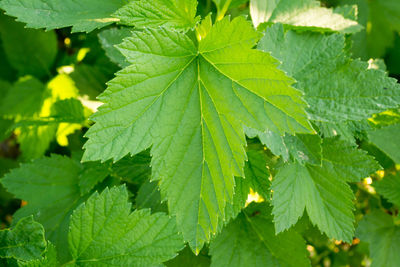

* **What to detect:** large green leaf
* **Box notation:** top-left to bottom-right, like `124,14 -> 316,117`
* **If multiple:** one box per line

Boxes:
357,210 -> 400,267
271,138 -> 380,242
259,24 -> 400,125
0,216 -> 46,261
210,203 -> 310,267
250,0 -> 362,33
83,16 -> 312,252
0,0 -> 128,32
113,0 -> 200,31
0,14 -> 57,78
68,186 -> 184,266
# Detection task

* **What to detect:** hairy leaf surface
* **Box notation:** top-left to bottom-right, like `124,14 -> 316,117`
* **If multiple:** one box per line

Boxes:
68,186 -> 184,266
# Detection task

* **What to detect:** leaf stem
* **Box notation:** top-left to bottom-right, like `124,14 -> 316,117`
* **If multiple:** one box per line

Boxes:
217,0 -> 232,21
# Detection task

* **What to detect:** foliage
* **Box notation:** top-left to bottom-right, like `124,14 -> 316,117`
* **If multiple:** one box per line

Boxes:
0,0 -> 399,266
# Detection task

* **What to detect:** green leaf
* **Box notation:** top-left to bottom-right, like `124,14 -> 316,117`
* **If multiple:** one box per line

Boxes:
0,0 -> 128,33
1,155 -> 86,262
368,124 -> 400,164
69,64 -> 111,100
78,161 -> 112,196
250,0 -> 362,33
283,134 -> 322,165
113,0 -> 200,31
245,127 -> 289,160
271,137 -> 379,242
356,210 -> 400,267
259,24 -> 400,125
374,173 -> 400,207
165,246 -> 210,267
0,77 -> 46,119
341,0 -> 400,58
17,243 -> 58,267
212,0 -> 248,19
0,216 -> 46,261
111,151 -> 152,183
222,150 -> 271,229
12,75 -> 83,159
135,180 -> 167,213
210,203 -> 310,267
245,127 -> 322,165
242,150 -> 271,200
83,16 -> 312,252
68,186 -> 184,266
98,28 -> 131,68
0,14 -> 57,77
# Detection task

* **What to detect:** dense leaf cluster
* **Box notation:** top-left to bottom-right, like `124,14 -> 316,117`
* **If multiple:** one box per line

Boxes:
0,0 -> 399,266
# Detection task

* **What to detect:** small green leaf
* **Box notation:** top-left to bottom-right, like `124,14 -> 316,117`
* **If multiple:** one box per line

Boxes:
68,186 -> 184,266
113,0 -> 200,31
0,216 -> 46,261
18,243 -> 59,267
271,137 -> 380,242
0,0 -> 128,32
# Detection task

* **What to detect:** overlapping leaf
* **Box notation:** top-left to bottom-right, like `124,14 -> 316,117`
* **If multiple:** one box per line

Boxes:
1,155 -> 84,261
368,124 -> 400,163
250,0 -> 362,33
0,0 -> 128,32
271,138 -> 380,242
374,173 -> 400,207
340,0 -> 400,58
0,14 -> 57,78
210,203 -> 310,267
246,127 -> 322,165
113,0 -> 200,31
98,28 -> 131,68
83,16 -> 311,251
357,210 -> 400,267
68,186 -> 184,266
0,216 -> 46,262
259,24 -> 400,125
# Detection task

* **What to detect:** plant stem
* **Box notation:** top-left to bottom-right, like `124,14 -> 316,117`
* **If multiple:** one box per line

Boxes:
217,0 -> 232,21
